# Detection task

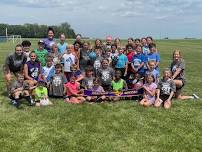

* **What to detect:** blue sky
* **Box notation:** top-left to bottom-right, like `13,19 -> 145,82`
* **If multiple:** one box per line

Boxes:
0,0 -> 202,39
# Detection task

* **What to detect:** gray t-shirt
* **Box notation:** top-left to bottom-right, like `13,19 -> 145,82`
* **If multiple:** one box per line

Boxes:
82,77 -> 95,89
97,67 -> 114,86
79,49 -> 90,72
10,81 -> 29,94
5,53 -> 27,73
157,78 -> 176,96
49,73 -> 67,97
170,59 -> 185,81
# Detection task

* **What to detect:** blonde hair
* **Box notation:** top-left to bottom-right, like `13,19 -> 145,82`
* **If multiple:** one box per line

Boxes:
173,49 -> 182,59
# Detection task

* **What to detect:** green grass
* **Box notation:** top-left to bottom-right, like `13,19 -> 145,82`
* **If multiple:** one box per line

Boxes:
0,39 -> 202,152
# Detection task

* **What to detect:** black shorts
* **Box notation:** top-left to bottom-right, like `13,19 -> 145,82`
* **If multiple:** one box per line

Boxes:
159,95 -> 170,103
175,78 -> 186,90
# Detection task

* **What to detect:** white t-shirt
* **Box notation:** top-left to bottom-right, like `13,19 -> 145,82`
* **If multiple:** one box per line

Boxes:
63,53 -> 76,72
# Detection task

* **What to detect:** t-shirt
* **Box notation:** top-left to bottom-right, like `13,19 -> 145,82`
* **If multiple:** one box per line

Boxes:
146,52 -> 160,63
91,86 -> 105,93
10,81 -> 29,93
42,65 -> 55,82
57,42 -> 68,54
97,67 -> 114,86
157,78 -> 176,96
142,46 -> 150,55
82,77 -> 94,89
170,59 -> 185,81
26,61 -> 41,81
67,70 -> 82,81
79,49 -> 90,72
64,82 -> 79,96
34,87 -> 48,100
43,38 -> 56,52
5,53 -> 27,73
127,51 -> 135,63
145,69 -> 159,83
115,54 -> 128,68
132,53 -> 145,73
63,53 -> 76,72
143,82 -> 157,101
34,49 -> 48,67
111,79 -> 125,91
49,73 -> 67,97
48,52 -> 61,65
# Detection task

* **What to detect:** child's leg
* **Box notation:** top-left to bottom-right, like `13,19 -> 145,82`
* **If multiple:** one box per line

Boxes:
112,97 -> 120,102
164,100 -> 172,109
140,98 -> 146,105
86,96 -> 92,101
143,100 -> 153,107
154,98 -> 162,108
68,97 -> 79,103
77,97 -> 85,103
175,89 -> 193,100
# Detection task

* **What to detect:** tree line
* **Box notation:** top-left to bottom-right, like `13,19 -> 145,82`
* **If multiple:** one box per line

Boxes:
0,22 -> 76,38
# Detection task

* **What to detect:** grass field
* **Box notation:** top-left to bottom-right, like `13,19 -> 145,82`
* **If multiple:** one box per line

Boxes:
0,39 -> 202,152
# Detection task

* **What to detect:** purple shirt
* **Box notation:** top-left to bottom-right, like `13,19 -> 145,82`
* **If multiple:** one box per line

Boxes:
43,38 -> 56,52
91,86 -> 105,93
26,61 -> 41,81
143,82 -> 157,103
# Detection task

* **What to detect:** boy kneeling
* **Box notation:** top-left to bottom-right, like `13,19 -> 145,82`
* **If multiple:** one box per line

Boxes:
10,73 -> 35,108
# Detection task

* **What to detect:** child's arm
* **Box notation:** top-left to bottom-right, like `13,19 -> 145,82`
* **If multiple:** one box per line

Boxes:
166,91 -> 174,103
143,86 -> 156,97
76,73 -> 84,82
124,61 -> 128,76
123,80 -> 128,90
171,68 -> 182,80
156,88 -> 160,100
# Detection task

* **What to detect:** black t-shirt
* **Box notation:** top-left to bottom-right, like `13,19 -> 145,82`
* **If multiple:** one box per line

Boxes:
5,53 -> 27,73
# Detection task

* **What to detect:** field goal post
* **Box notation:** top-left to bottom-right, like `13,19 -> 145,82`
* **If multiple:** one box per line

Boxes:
6,35 -> 22,43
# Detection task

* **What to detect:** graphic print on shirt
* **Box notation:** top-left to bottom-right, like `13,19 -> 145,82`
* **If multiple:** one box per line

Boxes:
53,76 -> 62,87
161,82 -> 171,95
30,67 -> 39,78
133,58 -> 141,68
101,71 -> 110,81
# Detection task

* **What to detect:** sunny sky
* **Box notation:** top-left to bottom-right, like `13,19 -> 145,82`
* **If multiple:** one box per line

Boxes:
0,0 -> 202,39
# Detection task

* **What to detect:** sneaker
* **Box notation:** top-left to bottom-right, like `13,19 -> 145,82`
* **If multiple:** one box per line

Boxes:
11,100 -> 20,108
192,94 -> 200,99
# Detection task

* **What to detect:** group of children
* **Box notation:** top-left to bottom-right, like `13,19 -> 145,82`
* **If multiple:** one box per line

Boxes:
5,28 -> 200,109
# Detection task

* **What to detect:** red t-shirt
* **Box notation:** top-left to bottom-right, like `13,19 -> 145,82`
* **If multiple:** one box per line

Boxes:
64,82 -> 79,96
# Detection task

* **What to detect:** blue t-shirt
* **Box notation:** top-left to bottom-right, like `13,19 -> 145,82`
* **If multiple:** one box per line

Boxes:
131,53 -> 145,73
146,52 -> 160,63
145,69 -> 159,83
57,42 -> 68,54
115,54 -> 128,68
142,46 -> 150,55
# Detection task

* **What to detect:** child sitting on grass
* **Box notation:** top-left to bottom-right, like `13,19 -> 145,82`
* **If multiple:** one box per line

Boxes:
81,67 -> 95,90
64,76 -> 85,104
111,70 -> 128,101
154,69 -> 176,109
86,78 -> 106,103
33,80 -> 52,106
10,73 -> 35,108
140,74 -> 157,107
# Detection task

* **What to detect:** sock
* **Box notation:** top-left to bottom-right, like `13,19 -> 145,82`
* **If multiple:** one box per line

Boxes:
25,96 -> 32,105
14,98 -> 20,108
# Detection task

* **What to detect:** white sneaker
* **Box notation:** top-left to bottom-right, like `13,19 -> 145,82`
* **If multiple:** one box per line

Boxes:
192,94 -> 200,99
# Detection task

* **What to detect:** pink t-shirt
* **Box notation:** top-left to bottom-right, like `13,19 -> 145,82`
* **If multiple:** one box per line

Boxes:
65,82 -> 79,96
144,82 -> 157,103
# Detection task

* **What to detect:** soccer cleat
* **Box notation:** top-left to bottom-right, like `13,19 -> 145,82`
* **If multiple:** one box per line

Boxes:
192,94 -> 200,99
